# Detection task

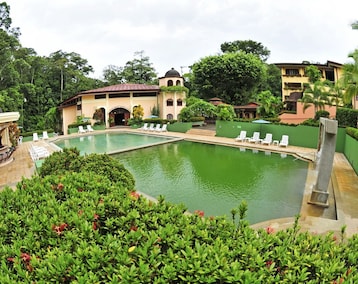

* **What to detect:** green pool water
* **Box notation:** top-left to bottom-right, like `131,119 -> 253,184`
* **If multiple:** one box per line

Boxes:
55,133 -> 308,224
54,132 -> 176,155
114,141 -> 308,224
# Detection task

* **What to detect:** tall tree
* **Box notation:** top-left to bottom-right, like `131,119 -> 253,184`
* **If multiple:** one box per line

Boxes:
305,65 -> 322,83
191,52 -> 266,105
341,49 -> 358,106
103,65 -> 124,85
255,90 -> 283,118
121,51 -> 157,84
300,81 -> 331,113
220,40 -> 270,62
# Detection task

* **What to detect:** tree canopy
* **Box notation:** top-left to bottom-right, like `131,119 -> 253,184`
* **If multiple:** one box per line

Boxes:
220,40 -> 271,62
190,52 -> 266,105
103,50 -> 158,85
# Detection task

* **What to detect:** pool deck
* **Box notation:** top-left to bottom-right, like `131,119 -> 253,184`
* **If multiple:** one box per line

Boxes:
1,128 -> 357,237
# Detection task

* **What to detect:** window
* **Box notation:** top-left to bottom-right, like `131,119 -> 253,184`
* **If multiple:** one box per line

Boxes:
167,80 -> 173,86
166,99 -> 173,106
95,94 -> 106,99
167,114 -> 173,120
133,92 -> 157,97
285,69 -> 300,76
284,82 -> 302,89
325,70 -> 335,82
109,93 -> 130,98
177,99 -> 183,106
76,104 -> 82,110
176,80 -> 181,86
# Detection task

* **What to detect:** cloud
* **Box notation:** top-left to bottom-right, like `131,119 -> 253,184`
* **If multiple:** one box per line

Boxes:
7,0 -> 358,78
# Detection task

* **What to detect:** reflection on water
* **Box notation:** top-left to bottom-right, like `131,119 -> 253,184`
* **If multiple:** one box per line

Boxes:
116,141 -> 308,224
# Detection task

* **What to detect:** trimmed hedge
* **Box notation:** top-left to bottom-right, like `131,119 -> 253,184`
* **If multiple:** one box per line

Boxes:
336,108 -> 358,127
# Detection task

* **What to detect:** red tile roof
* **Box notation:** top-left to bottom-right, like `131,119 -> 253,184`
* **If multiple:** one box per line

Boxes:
80,83 -> 160,94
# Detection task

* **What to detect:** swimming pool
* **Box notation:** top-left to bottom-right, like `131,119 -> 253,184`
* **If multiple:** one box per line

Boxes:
115,141 -> 308,224
54,132 -> 308,224
54,132 -> 179,155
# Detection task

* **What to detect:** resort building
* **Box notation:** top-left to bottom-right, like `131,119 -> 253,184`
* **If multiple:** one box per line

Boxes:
275,61 -> 344,124
59,68 -> 186,134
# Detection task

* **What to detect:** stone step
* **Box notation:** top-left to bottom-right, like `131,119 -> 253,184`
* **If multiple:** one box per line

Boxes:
186,128 -> 216,137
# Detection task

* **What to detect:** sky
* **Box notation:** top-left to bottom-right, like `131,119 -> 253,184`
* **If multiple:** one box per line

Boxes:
6,0 -> 358,79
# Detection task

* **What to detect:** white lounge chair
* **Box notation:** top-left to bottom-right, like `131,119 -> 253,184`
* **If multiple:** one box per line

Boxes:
42,131 -> 49,140
235,131 -> 247,142
140,123 -> 149,130
87,125 -> 94,132
279,135 -> 289,147
153,124 -> 162,132
148,123 -> 155,131
261,133 -> 273,145
33,133 -> 39,142
78,126 -> 86,133
159,124 -> 168,132
29,145 -> 50,161
248,132 -> 261,143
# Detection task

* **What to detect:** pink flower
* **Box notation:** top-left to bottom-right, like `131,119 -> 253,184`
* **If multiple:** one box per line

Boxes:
194,210 -> 205,217
93,213 -> 99,220
129,191 -> 140,200
21,253 -> 31,263
266,226 -> 274,234
52,223 -> 68,235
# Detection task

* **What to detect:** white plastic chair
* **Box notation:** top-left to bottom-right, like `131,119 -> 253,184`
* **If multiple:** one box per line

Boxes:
42,131 -> 49,140
279,135 -> 289,147
248,132 -> 261,143
78,126 -> 86,133
140,123 -> 148,130
154,124 -> 161,132
261,133 -> 273,145
159,124 -> 168,132
235,131 -> 247,142
33,133 -> 39,142
148,123 -> 155,131
87,125 -> 94,132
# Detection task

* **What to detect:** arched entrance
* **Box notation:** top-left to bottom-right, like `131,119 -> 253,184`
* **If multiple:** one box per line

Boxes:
109,108 -> 130,126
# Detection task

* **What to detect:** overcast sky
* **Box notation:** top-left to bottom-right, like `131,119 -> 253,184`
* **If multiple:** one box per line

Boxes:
7,0 -> 358,79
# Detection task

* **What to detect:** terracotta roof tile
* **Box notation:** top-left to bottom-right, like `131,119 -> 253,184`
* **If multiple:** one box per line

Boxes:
81,83 -> 160,94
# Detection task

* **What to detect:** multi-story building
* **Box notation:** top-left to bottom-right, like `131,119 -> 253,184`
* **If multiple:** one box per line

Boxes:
274,61 -> 347,123
59,68 -> 186,134
275,61 -> 343,111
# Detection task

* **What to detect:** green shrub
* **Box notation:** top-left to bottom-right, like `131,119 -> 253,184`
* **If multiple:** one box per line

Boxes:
0,170 -> 357,282
314,110 -> 330,121
39,148 -> 135,189
189,116 -> 205,122
346,127 -> 358,140
336,108 -> 358,127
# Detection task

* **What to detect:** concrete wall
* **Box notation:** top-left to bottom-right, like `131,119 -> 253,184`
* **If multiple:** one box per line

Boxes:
279,102 -> 337,124
344,134 -> 358,174
216,120 -> 346,152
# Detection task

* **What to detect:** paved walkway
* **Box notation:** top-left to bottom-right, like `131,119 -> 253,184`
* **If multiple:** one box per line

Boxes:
1,128 -> 357,237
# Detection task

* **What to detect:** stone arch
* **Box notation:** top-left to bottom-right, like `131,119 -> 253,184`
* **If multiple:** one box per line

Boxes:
108,107 -> 130,126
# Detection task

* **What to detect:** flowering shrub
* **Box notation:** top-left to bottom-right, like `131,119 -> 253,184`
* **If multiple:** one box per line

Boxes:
0,159 -> 357,282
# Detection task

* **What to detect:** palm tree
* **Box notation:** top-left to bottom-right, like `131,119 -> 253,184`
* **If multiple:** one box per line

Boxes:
300,80 -> 331,113
341,50 -> 358,108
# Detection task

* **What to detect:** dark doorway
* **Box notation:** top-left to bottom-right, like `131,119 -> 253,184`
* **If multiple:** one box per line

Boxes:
109,108 -> 130,126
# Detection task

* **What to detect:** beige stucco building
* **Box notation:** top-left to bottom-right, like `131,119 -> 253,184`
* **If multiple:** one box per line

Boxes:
59,68 -> 186,134
274,61 -> 344,112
